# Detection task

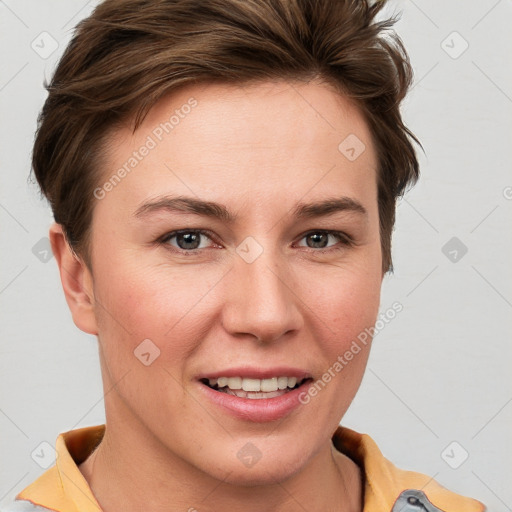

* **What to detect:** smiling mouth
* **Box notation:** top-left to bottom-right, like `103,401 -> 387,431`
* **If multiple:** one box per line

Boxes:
200,376 -> 311,400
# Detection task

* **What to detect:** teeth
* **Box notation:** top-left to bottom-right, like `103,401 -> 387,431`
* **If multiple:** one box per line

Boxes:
207,376 -> 303,392
227,376 -> 242,389
224,388 -> 286,399
242,378 -> 261,392
260,377 -> 278,392
277,376 -> 288,390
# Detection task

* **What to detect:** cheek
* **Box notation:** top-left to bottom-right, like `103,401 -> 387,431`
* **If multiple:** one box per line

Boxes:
92,260 -> 224,359
306,260 -> 381,338
293,266 -> 380,422
306,264 -> 380,392
318,274 -> 379,378
329,284 -> 380,341
90,263 -> 221,413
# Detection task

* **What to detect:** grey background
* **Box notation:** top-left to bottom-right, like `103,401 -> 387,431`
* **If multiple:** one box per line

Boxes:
1,0 -> 511,509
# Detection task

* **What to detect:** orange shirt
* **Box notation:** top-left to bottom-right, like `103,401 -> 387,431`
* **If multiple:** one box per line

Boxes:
10,424 -> 485,512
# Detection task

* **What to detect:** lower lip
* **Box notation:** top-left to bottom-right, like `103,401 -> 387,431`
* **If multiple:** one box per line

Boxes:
198,380 -> 312,423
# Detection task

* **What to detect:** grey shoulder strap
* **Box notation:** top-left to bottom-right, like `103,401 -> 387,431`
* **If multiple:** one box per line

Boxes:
391,489 -> 446,512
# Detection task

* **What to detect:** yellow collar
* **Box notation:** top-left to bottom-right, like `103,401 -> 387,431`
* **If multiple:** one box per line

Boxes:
18,425 -> 104,512
17,424 -> 484,512
331,427 -> 485,512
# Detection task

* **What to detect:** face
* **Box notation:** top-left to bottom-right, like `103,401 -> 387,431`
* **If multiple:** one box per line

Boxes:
83,80 -> 382,484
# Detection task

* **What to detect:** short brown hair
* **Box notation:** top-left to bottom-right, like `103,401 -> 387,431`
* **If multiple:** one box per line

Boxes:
33,0 -> 420,273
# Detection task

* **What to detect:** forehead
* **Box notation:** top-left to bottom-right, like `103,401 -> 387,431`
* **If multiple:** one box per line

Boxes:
96,80 -> 378,219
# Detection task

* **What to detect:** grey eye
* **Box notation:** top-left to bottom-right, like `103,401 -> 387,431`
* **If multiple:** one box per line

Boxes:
305,232 -> 330,248
175,232 -> 202,250
163,230 -> 214,251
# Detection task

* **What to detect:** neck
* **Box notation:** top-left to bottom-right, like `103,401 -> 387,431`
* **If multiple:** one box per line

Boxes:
79,418 -> 362,512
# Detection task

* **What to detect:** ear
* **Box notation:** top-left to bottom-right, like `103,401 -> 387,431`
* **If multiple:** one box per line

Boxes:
49,223 -> 98,335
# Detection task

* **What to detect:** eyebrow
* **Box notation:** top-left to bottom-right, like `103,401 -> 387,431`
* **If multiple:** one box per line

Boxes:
134,195 -> 367,222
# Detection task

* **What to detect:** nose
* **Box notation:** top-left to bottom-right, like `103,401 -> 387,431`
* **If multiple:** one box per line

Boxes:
220,246 -> 304,344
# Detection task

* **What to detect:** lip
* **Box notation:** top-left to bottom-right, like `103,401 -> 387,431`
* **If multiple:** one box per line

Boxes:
196,368 -> 313,423
196,366 -> 312,380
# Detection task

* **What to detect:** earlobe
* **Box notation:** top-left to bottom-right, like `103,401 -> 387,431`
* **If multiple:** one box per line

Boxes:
49,223 -> 98,335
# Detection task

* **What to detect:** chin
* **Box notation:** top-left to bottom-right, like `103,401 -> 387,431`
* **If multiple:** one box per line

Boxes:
200,444 -> 310,487
219,462 -> 303,487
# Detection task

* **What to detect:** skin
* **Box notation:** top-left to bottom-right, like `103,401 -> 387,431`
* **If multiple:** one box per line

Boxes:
51,79 -> 384,512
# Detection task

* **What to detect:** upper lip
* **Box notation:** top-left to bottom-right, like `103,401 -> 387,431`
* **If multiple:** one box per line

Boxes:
197,366 -> 312,381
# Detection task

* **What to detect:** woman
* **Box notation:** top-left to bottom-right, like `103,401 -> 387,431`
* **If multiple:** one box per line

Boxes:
5,0 -> 486,511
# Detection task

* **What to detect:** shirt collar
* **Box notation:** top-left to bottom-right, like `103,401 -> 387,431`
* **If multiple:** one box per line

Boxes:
332,427 -> 485,512
18,425 -> 104,512
17,424 -> 484,512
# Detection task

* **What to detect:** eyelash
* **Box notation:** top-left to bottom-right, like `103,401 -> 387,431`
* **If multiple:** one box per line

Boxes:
159,229 -> 354,255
